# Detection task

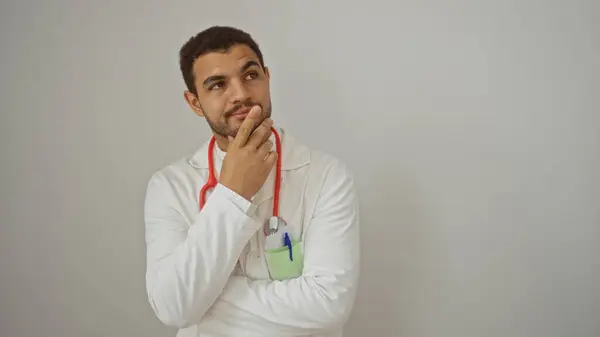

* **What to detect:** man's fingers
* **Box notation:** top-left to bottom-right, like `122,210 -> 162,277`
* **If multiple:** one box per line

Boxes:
231,105 -> 262,148
257,140 -> 274,159
247,118 -> 273,149
264,151 -> 278,167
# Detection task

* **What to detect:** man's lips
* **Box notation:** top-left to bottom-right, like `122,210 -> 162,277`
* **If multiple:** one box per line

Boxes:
231,107 -> 252,119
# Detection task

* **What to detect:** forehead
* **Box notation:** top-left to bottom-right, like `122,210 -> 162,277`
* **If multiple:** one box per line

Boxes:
192,44 -> 260,81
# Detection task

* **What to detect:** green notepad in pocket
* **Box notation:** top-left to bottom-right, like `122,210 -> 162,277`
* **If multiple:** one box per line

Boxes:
265,240 -> 304,280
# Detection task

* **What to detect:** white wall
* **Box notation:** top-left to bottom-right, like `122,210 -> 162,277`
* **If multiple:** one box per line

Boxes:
1,1 -> 599,336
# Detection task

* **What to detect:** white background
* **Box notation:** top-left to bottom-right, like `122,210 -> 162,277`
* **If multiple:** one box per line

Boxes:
1,1 -> 599,336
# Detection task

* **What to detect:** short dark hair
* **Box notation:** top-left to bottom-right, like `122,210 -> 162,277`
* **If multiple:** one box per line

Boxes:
179,26 -> 265,95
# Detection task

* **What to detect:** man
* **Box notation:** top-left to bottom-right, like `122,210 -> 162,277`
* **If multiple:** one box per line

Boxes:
143,25 -> 360,336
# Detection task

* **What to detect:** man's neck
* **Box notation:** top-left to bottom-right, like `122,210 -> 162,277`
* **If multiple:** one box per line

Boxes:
214,135 -> 229,152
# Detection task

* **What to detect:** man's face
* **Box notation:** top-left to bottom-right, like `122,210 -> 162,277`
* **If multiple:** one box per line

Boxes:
185,44 -> 271,138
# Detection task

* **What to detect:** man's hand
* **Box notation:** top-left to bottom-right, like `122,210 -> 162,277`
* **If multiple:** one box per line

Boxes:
219,106 -> 278,201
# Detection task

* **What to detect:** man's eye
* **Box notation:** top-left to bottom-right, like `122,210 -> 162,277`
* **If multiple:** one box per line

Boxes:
245,72 -> 258,80
209,82 -> 224,90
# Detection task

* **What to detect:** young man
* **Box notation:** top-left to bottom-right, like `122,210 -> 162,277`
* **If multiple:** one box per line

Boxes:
143,26 -> 360,336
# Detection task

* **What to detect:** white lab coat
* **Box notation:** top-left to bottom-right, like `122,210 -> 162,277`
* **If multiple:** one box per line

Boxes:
143,127 -> 360,336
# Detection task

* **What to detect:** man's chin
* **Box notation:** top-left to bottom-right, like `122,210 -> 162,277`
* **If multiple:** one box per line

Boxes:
224,114 -> 268,137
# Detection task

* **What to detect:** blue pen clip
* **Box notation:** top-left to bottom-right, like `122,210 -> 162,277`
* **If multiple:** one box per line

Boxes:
283,232 -> 293,261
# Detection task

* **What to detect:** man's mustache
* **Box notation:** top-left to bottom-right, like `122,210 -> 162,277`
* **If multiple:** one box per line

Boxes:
225,102 -> 261,117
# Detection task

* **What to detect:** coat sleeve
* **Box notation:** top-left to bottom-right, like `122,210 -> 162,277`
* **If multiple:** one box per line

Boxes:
218,158 -> 361,333
143,171 -> 262,328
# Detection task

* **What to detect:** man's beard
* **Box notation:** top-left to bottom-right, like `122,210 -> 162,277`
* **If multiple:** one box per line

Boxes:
205,99 -> 272,138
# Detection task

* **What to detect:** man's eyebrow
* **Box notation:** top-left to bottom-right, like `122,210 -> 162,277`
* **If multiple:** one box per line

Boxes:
202,75 -> 226,88
201,60 -> 261,88
240,60 -> 261,72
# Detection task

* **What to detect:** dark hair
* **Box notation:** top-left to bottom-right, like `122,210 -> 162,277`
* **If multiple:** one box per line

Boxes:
179,26 -> 265,95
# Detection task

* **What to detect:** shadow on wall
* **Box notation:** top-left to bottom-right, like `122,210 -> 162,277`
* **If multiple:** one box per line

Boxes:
343,155 -> 436,337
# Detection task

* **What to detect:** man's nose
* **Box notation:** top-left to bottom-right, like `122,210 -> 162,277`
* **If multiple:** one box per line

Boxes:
228,79 -> 250,103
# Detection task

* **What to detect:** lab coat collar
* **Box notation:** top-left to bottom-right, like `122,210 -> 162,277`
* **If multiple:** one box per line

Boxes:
188,126 -> 310,171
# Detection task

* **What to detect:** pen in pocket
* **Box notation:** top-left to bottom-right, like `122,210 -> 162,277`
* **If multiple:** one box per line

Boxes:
283,232 -> 293,261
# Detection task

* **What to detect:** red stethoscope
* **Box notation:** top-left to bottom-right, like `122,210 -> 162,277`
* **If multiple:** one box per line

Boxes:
198,127 -> 291,246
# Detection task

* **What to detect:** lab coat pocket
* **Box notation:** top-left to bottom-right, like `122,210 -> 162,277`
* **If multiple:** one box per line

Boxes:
265,240 -> 304,280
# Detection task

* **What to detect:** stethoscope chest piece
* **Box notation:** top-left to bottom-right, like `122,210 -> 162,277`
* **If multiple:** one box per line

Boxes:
264,216 -> 287,236
264,216 -> 294,254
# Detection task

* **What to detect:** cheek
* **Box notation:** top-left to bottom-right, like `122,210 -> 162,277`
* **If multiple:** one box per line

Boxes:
205,98 -> 227,115
252,85 -> 270,103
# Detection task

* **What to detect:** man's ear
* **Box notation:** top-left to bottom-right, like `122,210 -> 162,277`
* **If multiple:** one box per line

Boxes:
264,66 -> 270,80
183,91 -> 204,117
